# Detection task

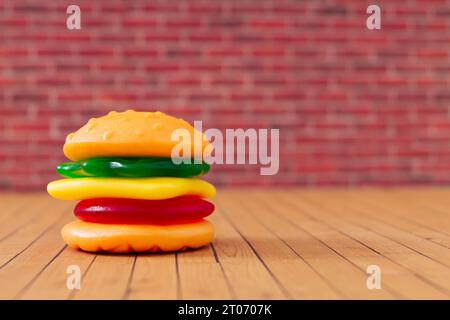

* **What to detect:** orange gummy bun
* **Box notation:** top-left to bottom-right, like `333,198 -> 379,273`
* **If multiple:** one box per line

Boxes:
61,220 -> 215,253
63,110 -> 211,161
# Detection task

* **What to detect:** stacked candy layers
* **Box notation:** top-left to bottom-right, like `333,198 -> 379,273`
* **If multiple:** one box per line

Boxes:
47,110 -> 216,253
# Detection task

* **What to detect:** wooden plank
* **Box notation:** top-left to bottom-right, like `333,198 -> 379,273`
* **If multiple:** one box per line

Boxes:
2,190 -> 450,300
177,243 -> 233,299
0,211 -> 70,299
242,191 -> 396,299
394,188 -> 450,208
0,194 -> 45,238
302,191 -> 450,268
0,198 -> 70,267
19,247 -> 96,300
326,190 -> 450,248
361,190 -> 450,234
126,253 -> 177,299
0,193 -> 21,208
208,206 -> 287,299
71,253 -> 135,300
217,192 -> 341,299
280,191 -> 450,297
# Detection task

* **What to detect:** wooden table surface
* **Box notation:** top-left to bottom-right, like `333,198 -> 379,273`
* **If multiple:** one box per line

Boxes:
0,188 -> 449,300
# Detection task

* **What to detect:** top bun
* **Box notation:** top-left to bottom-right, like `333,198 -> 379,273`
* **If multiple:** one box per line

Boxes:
63,110 -> 210,161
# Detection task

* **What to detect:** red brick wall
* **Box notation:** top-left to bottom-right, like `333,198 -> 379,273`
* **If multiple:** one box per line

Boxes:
1,0 -> 450,189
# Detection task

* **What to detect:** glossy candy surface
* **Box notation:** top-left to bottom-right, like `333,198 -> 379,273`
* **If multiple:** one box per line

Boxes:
63,110 -> 211,161
61,220 -> 215,253
75,196 -> 215,224
47,177 -> 216,200
57,157 -> 210,178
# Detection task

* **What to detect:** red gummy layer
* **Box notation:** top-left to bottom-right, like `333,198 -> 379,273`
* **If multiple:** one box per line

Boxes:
74,196 -> 215,224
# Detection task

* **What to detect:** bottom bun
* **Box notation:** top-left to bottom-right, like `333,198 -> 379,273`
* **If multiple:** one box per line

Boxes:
61,220 -> 214,253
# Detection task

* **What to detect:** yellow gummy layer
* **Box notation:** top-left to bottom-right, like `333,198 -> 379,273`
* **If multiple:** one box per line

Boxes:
47,177 -> 216,200
62,220 -> 214,253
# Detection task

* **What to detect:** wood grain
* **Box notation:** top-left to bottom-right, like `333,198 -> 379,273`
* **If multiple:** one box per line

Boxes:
0,189 -> 449,299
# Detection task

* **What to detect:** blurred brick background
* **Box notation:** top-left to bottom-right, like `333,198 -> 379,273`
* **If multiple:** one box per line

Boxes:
1,0 -> 450,189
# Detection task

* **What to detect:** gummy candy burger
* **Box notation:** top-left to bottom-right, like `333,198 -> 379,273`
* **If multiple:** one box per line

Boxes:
47,110 -> 215,253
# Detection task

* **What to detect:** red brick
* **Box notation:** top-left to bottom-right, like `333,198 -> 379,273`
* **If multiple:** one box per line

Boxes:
13,93 -> 48,102
35,76 -> 73,86
53,33 -> 91,42
122,19 -> 158,28
187,3 -> 222,14
166,48 -> 201,58
1,0 -> 450,189
123,47 -> 159,57
230,4 -> 267,14
37,48 -> 72,56
12,121 -> 49,131
0,17 -> 28,27
58,92 -> 94,101
101,92 -> 139,102
210,77 -> 244,86
249,18 -> 286,28
188,33 -> 224,42
96,34 -> 136,43
416,50 -> 449,59
145,33 -> 180,42
0,47 -> 28,57
143,3 -> 180,13
207,47 -> 244,57
166,19 -> 202,28
167,77 -> 202,86
251,47 -> 287,57
0,77 -> 27,86
143,92 -> 177,101
146,63 -> 180,72
78,48 -> 115,56
185,63 -> 222,71
273,91 -> 307,100
98,63 -> 136,72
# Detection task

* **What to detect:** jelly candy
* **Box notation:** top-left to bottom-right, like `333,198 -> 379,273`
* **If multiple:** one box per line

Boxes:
63,110 -> 211,161
47,110 -> 217,254
47,177 -> 216,200
74,196 -> 215,224
57,157 -> 210,178
61,219 -> 215,253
